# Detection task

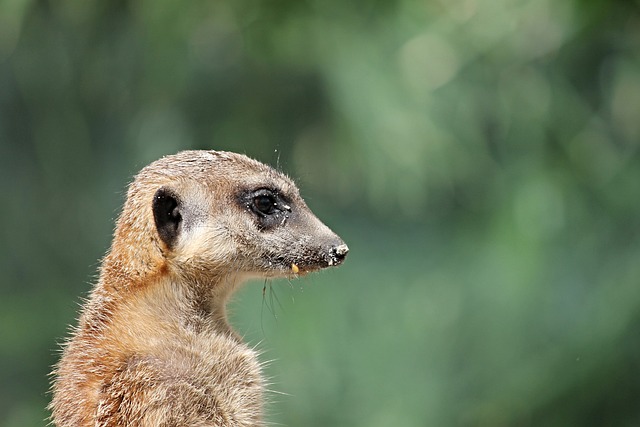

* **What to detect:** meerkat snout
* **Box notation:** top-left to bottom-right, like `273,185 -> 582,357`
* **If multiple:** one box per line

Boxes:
49,150 -> 348,427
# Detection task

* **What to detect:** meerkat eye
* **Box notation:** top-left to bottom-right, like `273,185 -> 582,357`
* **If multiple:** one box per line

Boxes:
243,188 -> 291,230
252,193 -> 277,216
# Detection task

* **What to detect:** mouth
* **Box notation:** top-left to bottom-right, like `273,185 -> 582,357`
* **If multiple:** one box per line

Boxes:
287,262 -> 320,277
264,243 -> 349,277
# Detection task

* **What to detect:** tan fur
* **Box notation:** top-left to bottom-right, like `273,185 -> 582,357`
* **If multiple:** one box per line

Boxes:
49,150 -> 348,426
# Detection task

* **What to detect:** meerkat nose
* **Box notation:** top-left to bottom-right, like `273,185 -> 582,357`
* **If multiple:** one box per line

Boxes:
334,244 -> 349,258
330,243 -> 349,266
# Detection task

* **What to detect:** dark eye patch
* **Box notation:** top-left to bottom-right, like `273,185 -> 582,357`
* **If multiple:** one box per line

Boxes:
242,188 -> 292,230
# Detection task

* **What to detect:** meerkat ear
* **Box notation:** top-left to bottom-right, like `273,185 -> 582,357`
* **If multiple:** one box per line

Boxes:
152,187 -> 182,249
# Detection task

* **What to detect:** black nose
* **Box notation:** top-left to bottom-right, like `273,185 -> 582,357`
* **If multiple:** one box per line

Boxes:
329,243 -> 349,266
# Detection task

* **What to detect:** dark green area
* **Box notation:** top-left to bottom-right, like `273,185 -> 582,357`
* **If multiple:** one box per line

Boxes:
1,0 -> 640,425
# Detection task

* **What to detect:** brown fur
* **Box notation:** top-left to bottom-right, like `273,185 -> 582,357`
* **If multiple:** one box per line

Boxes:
49,150 -> 348,426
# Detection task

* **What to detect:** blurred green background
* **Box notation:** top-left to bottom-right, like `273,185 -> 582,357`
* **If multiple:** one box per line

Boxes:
2,0 -> 640,425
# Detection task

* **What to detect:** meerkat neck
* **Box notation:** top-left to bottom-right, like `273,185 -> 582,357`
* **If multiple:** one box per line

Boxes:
89,253 -> 246,341
189,273 -> 248,337
154,278 -> 235,338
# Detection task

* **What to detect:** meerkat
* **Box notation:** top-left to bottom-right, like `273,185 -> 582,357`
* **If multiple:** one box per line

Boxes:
49,150 -> 348,427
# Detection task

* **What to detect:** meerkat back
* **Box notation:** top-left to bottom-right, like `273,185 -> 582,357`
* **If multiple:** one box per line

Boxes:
49,150 -> 348,427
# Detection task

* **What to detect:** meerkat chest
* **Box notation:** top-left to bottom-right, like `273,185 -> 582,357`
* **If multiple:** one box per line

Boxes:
100,292 -> 265,422
165,329 -> 263,390
118,314 -> 264,396
107,329 -> 264,425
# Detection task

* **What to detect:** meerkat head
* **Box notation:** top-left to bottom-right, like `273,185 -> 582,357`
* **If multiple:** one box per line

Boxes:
118,150 -> 348,285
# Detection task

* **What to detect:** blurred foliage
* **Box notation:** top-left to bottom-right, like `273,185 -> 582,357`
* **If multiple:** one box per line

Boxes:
1,0 -> 640,425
